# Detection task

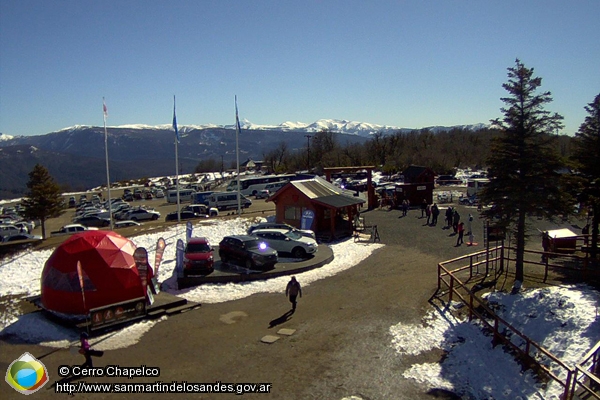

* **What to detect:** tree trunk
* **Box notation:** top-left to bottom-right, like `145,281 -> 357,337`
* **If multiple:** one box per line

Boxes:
592,202 -> 599,260
515,210 -> 527,283
41,218 -> 47,240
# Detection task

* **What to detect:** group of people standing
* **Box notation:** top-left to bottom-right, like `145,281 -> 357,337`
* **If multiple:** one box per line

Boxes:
421,200 -> 440,225
419,199 -> 474,246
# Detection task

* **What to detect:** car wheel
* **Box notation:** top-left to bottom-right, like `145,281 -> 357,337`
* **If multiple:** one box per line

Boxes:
131,217 -> 138,222
220,254 -> 227,264
152,214 -> 158,220
292,247 -> 306,259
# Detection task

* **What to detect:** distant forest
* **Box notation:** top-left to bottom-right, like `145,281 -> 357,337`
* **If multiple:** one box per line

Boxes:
195,127 -> 577,176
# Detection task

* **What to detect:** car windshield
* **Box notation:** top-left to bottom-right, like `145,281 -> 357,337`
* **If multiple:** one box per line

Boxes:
285,231 -> 302,240
187,243 -> 211,253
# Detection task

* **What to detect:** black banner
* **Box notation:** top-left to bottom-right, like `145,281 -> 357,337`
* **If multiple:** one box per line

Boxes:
89,297 -> 147,330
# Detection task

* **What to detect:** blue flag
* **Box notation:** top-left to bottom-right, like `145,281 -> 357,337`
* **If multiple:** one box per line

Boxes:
173,95 -> 179,144
186,220 -> 193,243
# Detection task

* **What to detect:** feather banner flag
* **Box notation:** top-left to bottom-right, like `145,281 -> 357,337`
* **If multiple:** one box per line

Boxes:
103,98 -> 108,118
172,95 -> 180,143
76,261 -> 87,310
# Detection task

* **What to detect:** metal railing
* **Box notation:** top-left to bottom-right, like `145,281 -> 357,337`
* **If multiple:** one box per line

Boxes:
436,245 -> 600,400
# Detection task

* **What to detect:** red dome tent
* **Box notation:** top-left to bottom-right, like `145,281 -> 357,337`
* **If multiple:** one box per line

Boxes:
41,230 -> 145,315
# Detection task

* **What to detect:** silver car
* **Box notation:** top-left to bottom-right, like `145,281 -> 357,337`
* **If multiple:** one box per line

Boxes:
251,228 -> 317,258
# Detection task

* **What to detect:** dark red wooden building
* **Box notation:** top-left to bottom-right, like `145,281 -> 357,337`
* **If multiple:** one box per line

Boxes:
268,177 -> 365,241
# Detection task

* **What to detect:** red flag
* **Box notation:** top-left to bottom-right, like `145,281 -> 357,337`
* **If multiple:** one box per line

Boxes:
76,261 -> 87,310
103,98 -> 108,118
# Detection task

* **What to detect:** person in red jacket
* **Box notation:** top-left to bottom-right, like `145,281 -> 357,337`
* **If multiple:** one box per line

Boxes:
456,222 -> 465,246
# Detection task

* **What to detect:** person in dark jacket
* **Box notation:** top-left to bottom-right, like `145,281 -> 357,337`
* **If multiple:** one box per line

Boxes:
79,332 -> 103,368
286,277 -> 302,311
431,203 -> 440,225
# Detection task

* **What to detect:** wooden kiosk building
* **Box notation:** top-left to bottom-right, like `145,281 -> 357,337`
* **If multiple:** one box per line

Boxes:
268,177 -> 365,242
394,165 -> 435,205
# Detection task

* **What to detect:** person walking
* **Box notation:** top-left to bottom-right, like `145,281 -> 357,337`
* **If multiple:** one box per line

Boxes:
445,207 -> 453,228
426,203 -> 432,225
453,209 -> 461,233
431,203 -> 439,225
286,276 -> 302,311
421,199 -> 427,218
402,199 -> 408,216
467,213 -> 473,236
79,332 -> 103,368
456,222 -> 465,246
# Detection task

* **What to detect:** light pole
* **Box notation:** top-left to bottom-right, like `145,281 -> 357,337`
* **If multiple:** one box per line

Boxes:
305,134 -> 312,171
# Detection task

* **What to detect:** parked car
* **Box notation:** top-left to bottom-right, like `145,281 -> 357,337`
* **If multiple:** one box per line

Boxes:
183,237 -> 214,276
155,189 -> 165,198
125,208 -> 160,221
255,189 -> 270,199
247,222 -> 316,240
122,193 -> 134,202
51,224 -> 98,236
2,233 -> 42,242
114,220 -> 141,228
165,210 -> 206,222
13,221 -> 34,234
72,215 -> 111,227
0,224 -> 21,239
68,196 -> 77,208
218,235 -> 278,270
144,191 -> 153,200
182,204 -> 219,217
251,228 -> 317,258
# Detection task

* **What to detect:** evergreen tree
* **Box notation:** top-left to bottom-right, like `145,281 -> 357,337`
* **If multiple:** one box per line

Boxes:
21,164 -> 65,239
479,59 -> 574,285
573,94 -> 600,258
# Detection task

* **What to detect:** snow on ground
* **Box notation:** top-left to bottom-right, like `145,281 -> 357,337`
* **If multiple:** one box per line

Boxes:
391,285 -> 600,400
0,217 -> 383,351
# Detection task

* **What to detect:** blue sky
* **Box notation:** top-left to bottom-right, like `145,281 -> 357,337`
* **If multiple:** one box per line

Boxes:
1,0 -> 598,136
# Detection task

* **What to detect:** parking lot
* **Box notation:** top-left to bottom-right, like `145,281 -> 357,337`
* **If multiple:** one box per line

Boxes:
4,188 -> 275,249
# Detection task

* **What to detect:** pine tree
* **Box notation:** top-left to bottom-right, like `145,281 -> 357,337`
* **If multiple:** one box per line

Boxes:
573,94 -> 600,259
21,164 -> 65,239
479,59 -> 574,285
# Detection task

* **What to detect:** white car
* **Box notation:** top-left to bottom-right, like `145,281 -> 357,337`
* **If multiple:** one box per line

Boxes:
125,208 -> 160,221
0,224 -> 21,239
251,228 -> 318,258
114,220 -> 142,228
255,189 -> 270,199
247,222 -> 316,240
51,224 -> 98,236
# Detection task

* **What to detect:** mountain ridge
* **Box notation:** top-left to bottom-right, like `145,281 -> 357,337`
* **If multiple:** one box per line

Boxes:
0,120 -> 487,200
0,118 -> 487,140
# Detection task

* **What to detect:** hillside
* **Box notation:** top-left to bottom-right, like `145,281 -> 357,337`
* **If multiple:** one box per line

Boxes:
0,126 -> 369,199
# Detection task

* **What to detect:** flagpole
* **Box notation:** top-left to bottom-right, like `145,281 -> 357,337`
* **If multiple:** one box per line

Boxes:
235,96 -> 241,216
103,98 -> 113,230
173,95 -> 181,223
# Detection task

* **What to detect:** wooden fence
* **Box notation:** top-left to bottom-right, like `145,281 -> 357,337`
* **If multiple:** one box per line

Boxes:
436,245 -> 599,400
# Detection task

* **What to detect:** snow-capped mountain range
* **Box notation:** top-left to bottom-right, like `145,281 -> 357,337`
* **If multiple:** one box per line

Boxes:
0,119 -> 487,140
